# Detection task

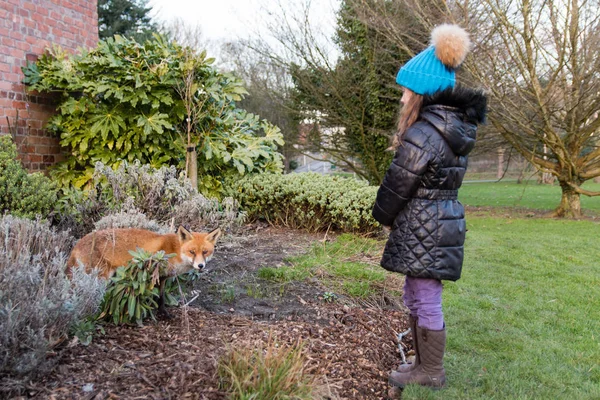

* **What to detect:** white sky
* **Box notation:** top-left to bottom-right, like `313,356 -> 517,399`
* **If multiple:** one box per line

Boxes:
149,0 -> 339,43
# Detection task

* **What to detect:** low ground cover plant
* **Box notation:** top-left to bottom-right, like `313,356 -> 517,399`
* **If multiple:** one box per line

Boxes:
0,216 -> 105,391
231,173 -> 378,233
56,161 -> 245,237
273,234 -> 403,305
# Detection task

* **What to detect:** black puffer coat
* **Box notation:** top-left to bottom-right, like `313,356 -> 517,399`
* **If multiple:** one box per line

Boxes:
372,86 -> 487,281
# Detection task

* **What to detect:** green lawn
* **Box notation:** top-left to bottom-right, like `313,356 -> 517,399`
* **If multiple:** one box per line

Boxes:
401,217 -> 600,399
285,216 -> 600,399
459,181 -> 600,213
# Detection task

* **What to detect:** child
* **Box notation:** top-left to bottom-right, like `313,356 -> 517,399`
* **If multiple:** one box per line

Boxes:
372,24 -> 487,389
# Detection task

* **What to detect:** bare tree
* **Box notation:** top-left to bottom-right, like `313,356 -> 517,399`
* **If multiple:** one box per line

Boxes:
241,0 -> 429,183
160,17 -> 208,51
470,0 -> 600,217
355,0 -> 600,217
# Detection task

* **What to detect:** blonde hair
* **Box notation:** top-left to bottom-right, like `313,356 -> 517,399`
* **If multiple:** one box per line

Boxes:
392,89 -> 423,149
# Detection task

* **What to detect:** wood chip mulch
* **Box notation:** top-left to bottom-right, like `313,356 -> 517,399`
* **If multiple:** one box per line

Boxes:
31,305 -> 408,400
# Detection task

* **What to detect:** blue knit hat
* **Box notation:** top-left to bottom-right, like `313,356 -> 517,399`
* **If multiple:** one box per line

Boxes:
396,24 -> 471,95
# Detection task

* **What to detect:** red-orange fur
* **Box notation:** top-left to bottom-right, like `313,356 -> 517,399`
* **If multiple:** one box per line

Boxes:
67,226 -> 221,279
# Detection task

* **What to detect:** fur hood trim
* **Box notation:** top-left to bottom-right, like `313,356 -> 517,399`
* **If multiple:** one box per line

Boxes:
422,85 -> 488,124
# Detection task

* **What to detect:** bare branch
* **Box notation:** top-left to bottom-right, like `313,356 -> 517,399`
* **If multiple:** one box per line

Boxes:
567,182 -> 600,196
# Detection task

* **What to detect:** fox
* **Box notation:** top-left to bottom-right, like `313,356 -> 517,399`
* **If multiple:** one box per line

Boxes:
67,226 -> 222,316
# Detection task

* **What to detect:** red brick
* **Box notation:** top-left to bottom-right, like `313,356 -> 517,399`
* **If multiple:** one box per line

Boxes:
15,40 -> 31,52
24,136 -> 44,145
32,12 -> 44,23
5,73 -> 20,83
36,145 -> 50,154
44,17 -> 57,28
30,45 -> 45,54
25,35 -> 39,45
23,17 -> 35,29
2,36 -> 15,47
9,30 -> 24,41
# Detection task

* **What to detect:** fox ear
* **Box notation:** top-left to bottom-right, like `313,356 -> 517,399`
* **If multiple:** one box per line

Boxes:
206,228 -> 222,244
177,226 -> 193,243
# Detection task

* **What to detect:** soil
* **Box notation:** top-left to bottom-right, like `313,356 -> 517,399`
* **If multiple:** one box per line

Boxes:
20,226 -> 411,400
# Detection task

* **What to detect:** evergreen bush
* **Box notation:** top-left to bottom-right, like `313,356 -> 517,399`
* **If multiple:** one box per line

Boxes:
22,35 -> 283,195
231,173 -> 379,233
0,136 -> 57,219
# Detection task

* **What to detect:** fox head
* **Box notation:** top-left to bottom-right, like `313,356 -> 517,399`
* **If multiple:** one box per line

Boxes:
175,226 -> 222,274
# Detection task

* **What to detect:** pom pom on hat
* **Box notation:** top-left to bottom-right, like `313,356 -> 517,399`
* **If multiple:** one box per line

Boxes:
431,24 -> 471,68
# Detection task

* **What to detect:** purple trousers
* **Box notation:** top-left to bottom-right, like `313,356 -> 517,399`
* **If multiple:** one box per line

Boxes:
403,276 -> 444,330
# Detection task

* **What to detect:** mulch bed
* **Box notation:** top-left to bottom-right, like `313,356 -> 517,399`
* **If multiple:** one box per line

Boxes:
32,306 -> 407,399
10,227 -> 411,399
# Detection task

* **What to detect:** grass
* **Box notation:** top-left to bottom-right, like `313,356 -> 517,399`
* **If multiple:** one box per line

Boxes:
265,234 -> 403,303
276,216 -> 600,399
224,181 -> 600,398
423,216 -> 600,400
217,337 -> 318,399
459,181 -> 600,213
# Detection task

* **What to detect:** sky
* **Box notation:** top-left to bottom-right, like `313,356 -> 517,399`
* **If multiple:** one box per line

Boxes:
148,0 -> 339,44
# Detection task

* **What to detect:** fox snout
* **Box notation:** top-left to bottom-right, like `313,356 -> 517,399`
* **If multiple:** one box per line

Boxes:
192,258 -> 207,271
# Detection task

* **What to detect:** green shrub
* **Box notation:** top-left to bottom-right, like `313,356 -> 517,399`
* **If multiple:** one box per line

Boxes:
231,173 -> 379,233
55,161 -> 245,237
23,35 -> 283,195
0,216 -> 105,392
0,136 -> 57,219
98,248 -> 181,325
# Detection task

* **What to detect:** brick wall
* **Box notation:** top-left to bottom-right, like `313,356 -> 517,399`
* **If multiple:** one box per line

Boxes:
0,0 -> 98,171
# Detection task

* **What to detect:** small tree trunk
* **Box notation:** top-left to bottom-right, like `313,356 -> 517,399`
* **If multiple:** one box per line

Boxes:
554,181 -> 582,218
189,147 -> 198,189
497,148 -> 505,180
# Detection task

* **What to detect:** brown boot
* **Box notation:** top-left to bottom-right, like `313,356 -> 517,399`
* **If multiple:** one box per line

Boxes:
389,326 -> 446,389
396,315 -> 419,372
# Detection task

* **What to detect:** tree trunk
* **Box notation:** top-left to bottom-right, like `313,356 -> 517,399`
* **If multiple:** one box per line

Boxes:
554,181 -> 582,218
189,147 -> 198,189
497,148 -> 505,180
